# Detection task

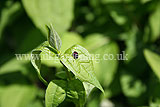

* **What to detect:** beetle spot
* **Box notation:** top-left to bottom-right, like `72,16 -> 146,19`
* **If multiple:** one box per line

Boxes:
72,51 -> 78,59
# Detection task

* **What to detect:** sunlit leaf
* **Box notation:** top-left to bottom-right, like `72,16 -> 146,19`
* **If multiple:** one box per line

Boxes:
22,0 -> 74,35
93,42 -> 119,88
47,24 -> 62,51
83,82 -> 95,98
61,32 -> 83,53
60,45 -> 104,93
0,85 -> 37,107
31,50 -> 41,74
31,41 -> 57,85
45,80 -> 66,107
144,49 -> 160,80
149,1 -> 160,42
0,58 -> 28,75
84,34 -> 108,51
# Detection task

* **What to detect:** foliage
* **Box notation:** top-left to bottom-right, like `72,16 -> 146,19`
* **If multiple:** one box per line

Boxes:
0,0 -> 160,106
31,25 -> 104,106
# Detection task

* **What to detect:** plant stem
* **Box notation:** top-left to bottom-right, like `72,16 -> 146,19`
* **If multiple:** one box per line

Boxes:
58,51 -> 72,80
38,72 -> 48,86
60,60 -> 72,80
66,69 -> 72,80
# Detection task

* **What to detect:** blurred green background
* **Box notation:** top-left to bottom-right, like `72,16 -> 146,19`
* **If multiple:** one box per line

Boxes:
0,0 -> 160,107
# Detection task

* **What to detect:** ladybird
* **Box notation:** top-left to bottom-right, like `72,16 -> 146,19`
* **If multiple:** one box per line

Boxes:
72,51 -> 78,59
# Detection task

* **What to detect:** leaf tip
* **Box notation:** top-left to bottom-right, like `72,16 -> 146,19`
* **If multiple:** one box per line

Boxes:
46,24 -> 62,51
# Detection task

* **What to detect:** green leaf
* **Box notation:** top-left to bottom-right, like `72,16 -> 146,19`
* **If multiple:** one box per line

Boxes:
141,0 -> 151,4
55,71 -> 67,79
149,1 -> 160,42
31,50 -> 42,73
105,3 -> 128,26
83,82 -> 95,98
28,99 -> 43,107
60,45 -> 104,93
42,32 -> 83,67
31,41 -> 60,85
0,1 -> 21,38
66,79 -> 86,106
110,10 -> 127,25
31,49 -> 48,85
84,34 -> 108,51
84,33 -> 115,88
150,99 -> 160,107
122,26 -> 138,62
86,90 -> 101,107
86,97 -> 99,107
0,86 -> 5,102
47,24 -> 62,51
31,42 -> 49,85
120,71 -> 146,97
40,41 -> 61,67
0,58 -> 28,75
101,0 -> 122,4
93,42 -> 119,88
103,72 -> 121,98
144,49 -> 160,80
61,32 -> 83,53
45,80 -> 66,107
22,0 -> 74,35
0,85 -> 37,107
40,41 -> 62,67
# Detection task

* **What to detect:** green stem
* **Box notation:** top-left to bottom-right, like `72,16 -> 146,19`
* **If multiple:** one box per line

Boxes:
37,72 -> 48,86
66,69 -> 72,81
60,60 -> 72,80
58,51 -> 72,80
